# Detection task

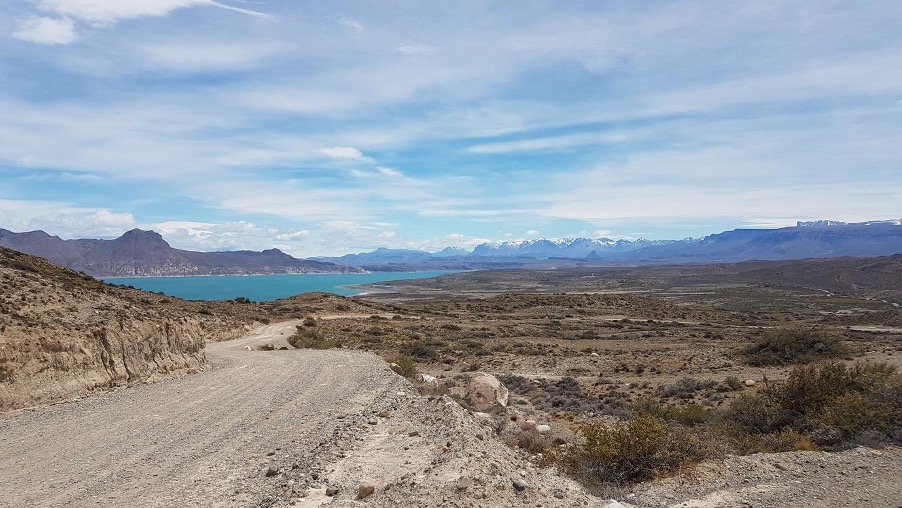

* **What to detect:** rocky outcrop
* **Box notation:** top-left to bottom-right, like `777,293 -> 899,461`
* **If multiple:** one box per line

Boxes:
0,318 -> 211,410
0,247 -> 255,411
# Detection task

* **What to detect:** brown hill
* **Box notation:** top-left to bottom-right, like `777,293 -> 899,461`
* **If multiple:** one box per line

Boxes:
0,246 -> 270,411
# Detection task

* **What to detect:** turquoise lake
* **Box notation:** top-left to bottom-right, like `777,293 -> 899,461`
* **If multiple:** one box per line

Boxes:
103,271 -> 456,302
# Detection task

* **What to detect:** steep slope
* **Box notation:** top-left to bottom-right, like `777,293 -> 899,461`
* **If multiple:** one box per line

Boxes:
0,228 -> 362,277
0,247 -> 264,410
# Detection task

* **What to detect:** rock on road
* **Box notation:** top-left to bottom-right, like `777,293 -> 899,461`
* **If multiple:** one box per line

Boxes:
0,321 -> 401,507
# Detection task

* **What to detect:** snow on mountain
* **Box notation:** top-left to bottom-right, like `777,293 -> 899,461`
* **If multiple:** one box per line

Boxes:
470,237 -> 672,258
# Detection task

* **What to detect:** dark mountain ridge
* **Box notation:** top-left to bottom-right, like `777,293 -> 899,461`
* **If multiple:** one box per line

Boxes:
0,228 -> 363,277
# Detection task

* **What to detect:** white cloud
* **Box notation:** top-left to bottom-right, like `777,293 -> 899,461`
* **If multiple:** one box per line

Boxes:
0,200 -> 136,237
138,41 -> 284,72
275,230 -> 310,241
398,44 -> 435,55
376,166 -> 403,177
12,0 -> 270,45
319,146 -> 372,162
152,221 -> 280,251
467,131 -> 636,154
525,230 -> 539,236
35,0 -> 267,25
12,16 -> 76,45
338,17 -> 363,31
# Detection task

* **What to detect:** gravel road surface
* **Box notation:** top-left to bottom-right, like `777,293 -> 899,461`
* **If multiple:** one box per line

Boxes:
0,321 -> 399,507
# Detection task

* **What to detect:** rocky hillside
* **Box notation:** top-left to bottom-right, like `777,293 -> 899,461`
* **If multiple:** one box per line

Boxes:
0,247 -> 268,411
0,228 -> 363,277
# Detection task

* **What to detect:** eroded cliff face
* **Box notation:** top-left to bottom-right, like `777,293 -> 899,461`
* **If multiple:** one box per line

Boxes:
0,247 -> 258,411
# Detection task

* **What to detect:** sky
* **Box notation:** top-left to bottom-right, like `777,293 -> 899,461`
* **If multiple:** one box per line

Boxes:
1,1 -> 901,257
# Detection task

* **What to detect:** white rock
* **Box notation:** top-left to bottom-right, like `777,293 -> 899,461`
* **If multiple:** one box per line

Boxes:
744,379 -> 756,387
452,372 -> 509,411
536,424 -> 551,434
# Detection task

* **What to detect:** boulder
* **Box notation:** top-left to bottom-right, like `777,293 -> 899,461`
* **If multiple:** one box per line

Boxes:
453,372 -> 509,411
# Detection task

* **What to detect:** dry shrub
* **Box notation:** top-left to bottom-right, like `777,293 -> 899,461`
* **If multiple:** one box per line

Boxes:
658,378 -> 718,399
629,396 -> 713,427
745,326 -> 848,366
729,361 -> 902,447
724,376 -> 744,391
287,325 -> 331,349
561,415 -> 705,486
508,429 -> 553,454
402,340 -> 440,360
726,427 -> 817,454
391,354 -> 418,379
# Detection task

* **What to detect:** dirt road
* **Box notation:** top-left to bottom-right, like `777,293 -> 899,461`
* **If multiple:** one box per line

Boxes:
0,321 -> 401,507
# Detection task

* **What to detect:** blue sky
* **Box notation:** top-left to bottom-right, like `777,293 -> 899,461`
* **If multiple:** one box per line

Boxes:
1,1 -> 901,256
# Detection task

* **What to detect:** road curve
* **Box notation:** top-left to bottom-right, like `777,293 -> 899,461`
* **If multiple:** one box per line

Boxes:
0,321 -> 399,507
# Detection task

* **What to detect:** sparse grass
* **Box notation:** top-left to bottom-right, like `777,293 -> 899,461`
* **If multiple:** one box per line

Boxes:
745,326 -> 849,366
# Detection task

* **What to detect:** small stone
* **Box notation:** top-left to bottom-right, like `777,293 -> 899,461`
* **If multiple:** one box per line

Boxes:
408,430 -> 420,437
266,450 -> 276,457
536,424 -> 551,434
311,472 -> 319,480
264,466 -> 279,477
456,476 -> 472,490
377,409 -> 391,418
326,487 -> 339,497
553,490 -> 565,499
744,379 -> 756,387
367,419 -> 378,425
520,420 -> 537,431
390,363 -> 403,375
512,480 -> 528,492
357,484 -> 375,499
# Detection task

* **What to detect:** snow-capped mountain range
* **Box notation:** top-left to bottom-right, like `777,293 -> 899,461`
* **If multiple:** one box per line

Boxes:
314,219 -> 902,270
